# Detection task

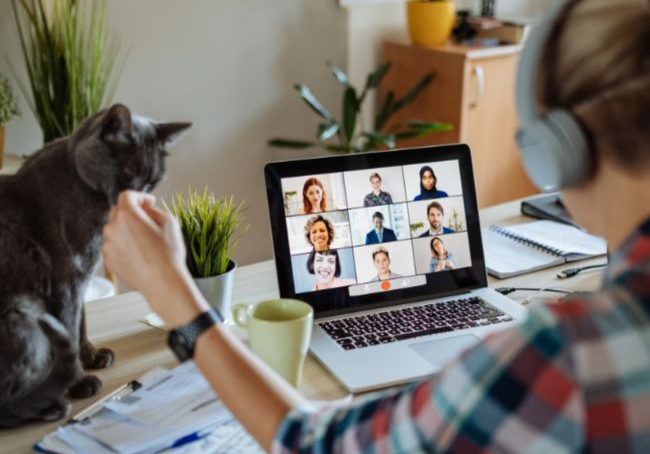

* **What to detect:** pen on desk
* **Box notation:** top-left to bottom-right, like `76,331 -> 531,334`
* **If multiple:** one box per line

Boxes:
68,380 -> 141,424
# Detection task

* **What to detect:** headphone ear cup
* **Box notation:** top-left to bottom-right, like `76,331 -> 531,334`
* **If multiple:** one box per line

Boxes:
516,109 -> 590,191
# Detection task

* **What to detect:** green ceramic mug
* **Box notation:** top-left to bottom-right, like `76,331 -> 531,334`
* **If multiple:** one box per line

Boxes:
232,299 -> 313,387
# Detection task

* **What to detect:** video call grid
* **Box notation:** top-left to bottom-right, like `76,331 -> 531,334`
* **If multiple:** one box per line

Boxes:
281,161 -> 473,292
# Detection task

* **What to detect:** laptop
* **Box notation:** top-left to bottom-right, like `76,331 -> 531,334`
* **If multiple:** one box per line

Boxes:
264,144 -> 527,392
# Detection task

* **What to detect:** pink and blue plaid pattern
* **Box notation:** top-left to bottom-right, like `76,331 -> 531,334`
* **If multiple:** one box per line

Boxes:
274,218 -> 650,453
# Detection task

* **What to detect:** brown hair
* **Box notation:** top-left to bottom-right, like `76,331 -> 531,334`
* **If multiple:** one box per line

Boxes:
426,201 -> 444,216
304,215 -> 335,247
302,177 -> 327,213
542,0 -> 650,171
372,246 -> 389,261
369,172 -> 382,182
430,236 -> 448,260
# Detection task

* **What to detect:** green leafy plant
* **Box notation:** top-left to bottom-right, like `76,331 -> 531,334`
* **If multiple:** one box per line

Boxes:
0,74 -> 20,126
11,0 -> 124,143
168,188 -> 249,278
269,62 -> 452,153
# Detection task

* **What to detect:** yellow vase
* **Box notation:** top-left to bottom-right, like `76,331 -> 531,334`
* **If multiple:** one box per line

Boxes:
406,1 -> 456,47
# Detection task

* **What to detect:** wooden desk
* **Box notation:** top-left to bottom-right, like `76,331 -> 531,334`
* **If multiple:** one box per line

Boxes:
4,196 -> 605,453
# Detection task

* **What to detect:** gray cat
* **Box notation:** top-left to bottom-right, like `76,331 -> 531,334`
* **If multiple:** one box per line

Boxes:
0,104 -> 190,427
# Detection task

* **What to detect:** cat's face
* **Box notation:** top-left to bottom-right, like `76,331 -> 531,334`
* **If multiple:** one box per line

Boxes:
73,104 -> 191,204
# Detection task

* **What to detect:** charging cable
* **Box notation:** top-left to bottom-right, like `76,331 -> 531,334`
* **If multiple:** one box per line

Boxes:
556,263 -> 608,279
495,287 -> 573,305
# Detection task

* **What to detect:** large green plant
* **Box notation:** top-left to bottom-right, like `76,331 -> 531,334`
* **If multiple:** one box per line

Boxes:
168,188 -> 249,278
11,0 -> 124,143
269,62 -> 452,153
0,75 -> 20,126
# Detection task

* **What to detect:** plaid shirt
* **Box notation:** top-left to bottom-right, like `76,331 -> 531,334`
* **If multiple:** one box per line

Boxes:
274,218 -> 650,453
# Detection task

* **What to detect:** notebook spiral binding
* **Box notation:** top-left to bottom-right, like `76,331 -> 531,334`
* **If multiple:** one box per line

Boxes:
489,225 -> 564,257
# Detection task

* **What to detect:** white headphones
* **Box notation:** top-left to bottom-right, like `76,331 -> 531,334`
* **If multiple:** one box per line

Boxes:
516,0 -> 591,192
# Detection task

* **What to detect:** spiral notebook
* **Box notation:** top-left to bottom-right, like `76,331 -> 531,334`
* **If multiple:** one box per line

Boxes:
482,220 -> 607,278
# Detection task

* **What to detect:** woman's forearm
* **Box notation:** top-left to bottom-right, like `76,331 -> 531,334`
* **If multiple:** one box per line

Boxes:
194,324 -> 311,451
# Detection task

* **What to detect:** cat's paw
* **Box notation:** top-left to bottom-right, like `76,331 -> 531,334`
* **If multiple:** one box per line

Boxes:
82,347 -> 115,369
68,375 -> 102,398
38,400 -> 71,422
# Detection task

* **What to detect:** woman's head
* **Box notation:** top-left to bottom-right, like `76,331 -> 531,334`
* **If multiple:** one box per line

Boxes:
540,0 -> 650,173
307,250 -> 341,285
419,166 -> 437,193
430,236 -> 447,259
302,177 -> 327,213
304,215 -> 334,251
536,0 -> 650,234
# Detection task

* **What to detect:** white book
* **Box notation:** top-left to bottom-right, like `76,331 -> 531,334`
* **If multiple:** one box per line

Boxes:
482,220 -> 607,279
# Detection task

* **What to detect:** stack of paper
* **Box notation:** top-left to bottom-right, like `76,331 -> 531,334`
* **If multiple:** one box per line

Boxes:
35,362 -> 263,454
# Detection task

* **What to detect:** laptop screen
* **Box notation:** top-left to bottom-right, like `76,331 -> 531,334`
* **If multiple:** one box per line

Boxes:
265,145 -> 487,316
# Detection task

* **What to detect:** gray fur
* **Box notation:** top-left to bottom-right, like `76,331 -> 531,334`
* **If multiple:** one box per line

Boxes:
0,104 -> 191,427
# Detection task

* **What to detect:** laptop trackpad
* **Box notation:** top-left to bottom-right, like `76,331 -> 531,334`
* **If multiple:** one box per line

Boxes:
410,334 -> 480,367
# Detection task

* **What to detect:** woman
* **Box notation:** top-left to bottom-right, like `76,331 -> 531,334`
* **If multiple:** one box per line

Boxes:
303,215 -> 334,252
300,177 -> 326,214
103,2 -> 650,451
369,247 -> 401,281
429,236 -> 456,272
413,165 -> 448,201
306,249 -> 355,290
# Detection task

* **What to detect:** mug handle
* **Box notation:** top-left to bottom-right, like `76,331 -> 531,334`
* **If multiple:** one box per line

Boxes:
232,303 -> 250,328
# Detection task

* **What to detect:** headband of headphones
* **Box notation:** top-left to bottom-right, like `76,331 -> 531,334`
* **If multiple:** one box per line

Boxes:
515,0 -> 591,192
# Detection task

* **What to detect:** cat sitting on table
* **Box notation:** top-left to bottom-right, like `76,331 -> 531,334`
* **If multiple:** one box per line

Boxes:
0,104 -> 190,427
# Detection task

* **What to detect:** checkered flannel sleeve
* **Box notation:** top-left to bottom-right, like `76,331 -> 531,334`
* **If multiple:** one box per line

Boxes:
273,304 -> 584,453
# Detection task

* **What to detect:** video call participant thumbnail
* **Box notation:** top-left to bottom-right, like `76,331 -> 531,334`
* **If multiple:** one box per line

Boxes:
304,215 -> 334,252
369,247 -> 401,282
429,236 -> 456,272
301,177 -> 327,214
307,249 -> 356,290
363,172 -> 393,207
419,201 -> 455,237
365,211 -> 397,245
413,166 -> 448,201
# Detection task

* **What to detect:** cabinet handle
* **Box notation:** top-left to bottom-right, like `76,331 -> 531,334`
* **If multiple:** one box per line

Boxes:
470,64 -> 485,108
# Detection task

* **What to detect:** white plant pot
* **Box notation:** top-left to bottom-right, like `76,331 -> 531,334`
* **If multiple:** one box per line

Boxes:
194,260 -> 236,321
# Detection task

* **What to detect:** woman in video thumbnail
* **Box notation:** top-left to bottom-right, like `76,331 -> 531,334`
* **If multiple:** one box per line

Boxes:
304,215 -> 334,252
414,165 -> 448,201
301,177 -> 327,214
370,247 -> 401,281
307,249 -> 355,290
429,236 -> 456,272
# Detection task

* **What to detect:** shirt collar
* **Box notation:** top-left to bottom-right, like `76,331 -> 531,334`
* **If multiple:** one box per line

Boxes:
603,217 -> 650,287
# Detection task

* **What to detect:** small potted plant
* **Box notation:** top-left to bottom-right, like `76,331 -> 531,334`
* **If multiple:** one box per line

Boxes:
0,74 -> 20,170
168,188 -> 248,320
406,0 -> 457,47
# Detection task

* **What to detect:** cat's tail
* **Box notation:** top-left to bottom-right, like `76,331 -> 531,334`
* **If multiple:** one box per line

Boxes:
0,296 -> 76,404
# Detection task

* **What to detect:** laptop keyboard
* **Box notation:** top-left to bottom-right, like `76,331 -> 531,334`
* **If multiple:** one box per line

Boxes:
318,297 -> 513,350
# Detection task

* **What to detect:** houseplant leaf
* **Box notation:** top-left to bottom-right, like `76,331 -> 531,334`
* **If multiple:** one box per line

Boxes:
359,61 -> 391,105
405,120 -> 453,134
393,73 -> 434,112
294,84 -> 333,120
317,121 -> 339,141
269,138 -> 317,148
326,62 -> 351,87
374,89 -> 395,131
342,87 -> 357,144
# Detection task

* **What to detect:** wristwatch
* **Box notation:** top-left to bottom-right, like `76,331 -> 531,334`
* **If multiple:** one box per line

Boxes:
167,308 -> 223,362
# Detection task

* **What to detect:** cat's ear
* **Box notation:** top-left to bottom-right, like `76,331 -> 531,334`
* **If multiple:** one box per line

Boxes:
156,122 -> 192,146
101,104 -> 132,142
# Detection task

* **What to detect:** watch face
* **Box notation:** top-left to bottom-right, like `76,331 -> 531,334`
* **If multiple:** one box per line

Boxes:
168,330 -> 192,362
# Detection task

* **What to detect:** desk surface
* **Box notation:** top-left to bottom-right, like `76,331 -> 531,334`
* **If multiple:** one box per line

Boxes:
4,196 -> 605,453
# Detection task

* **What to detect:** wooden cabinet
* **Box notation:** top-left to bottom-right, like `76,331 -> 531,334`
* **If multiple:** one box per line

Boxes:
380,41 -> 537,207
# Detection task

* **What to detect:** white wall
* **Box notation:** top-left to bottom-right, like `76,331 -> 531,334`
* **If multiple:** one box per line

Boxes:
0,0 -> 348,266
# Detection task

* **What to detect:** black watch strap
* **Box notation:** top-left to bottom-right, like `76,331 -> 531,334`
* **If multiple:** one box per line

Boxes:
167,308 -> 223,362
